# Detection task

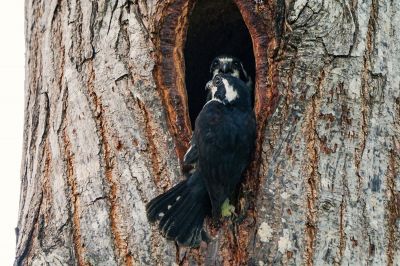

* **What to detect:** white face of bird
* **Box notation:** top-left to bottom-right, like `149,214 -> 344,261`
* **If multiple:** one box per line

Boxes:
212,57 -> 241,78
211,56 -> 247,80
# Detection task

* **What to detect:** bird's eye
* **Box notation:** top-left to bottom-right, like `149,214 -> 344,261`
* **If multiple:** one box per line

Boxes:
233,61 -> 240,68
212,61 -> 219,67
214,75 -> 223,86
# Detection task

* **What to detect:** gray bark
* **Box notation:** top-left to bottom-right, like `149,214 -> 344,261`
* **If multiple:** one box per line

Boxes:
16,0 -> 399,265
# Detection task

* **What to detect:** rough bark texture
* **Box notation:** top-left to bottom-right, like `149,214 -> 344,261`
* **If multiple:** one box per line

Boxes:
17,0 -> 399,265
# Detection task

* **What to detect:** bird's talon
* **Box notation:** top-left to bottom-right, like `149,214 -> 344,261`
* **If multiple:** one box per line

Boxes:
221,199 -> 235,217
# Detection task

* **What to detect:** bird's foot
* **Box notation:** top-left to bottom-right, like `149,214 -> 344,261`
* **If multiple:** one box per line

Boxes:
221,199 -> 235,217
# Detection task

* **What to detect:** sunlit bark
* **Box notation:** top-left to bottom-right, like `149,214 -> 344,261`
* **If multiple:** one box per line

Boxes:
16,0 -> 399,265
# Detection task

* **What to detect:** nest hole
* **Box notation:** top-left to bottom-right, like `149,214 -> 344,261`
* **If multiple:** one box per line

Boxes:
184,0 -> 256,127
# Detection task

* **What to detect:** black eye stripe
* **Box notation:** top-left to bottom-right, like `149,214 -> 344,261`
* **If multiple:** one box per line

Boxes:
232,62 -> 241,69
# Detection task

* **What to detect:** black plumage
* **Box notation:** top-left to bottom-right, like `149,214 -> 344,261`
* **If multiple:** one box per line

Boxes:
208,55 -> 253,100
184,55 -> 253,170
146,74 -> 256,247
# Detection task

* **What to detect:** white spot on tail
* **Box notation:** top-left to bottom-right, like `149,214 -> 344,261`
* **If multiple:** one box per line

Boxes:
167,205 -> 172,210
158,212 -> 164,217
176,196 -> 181,201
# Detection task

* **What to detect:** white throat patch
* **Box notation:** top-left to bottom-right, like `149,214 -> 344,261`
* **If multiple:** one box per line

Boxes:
205,90 -> 223,106
210,84 -> 217,97
232,70 -> 240,78
207,78 -> 238,104
222,79 -> 238,102
207,85 -> 223,104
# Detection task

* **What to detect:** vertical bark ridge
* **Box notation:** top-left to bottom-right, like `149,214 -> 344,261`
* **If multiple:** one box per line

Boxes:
18,0 -> 44,238
16,193 -> 43,266
338,198 -> 346,260
16,3 -> 51,264
85,61 -> 129,264
386,149 -> 398,266
393,96 -> 400,262
358,5 -> 375,263
37,142 -> 53,254
154,0 -> 194,160
137,98 -> 165,189
116,2 -> 181,263
303,70 -> 323,265
356,0 -> 396,264
338,81 -> 351,264
62,129 -> 86,266
60,2 -> 119,264
385,2 -> 400,261
51,1 -> 66,96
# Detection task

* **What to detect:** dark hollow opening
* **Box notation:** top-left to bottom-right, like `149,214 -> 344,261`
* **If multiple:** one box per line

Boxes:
184,0 -> 255,128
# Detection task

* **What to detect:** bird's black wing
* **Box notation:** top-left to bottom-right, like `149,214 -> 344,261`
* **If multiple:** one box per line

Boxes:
194,101 -> 255,220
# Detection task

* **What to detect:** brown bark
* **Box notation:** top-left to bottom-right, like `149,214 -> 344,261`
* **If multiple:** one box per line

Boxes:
17,0 -> 400,265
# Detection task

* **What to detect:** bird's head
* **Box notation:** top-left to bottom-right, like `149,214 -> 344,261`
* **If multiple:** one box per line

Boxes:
206,74 -> 251,108
210,55 -> 252,88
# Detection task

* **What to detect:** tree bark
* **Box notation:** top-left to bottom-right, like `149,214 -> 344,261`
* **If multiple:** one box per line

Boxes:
16,0 -> 400,265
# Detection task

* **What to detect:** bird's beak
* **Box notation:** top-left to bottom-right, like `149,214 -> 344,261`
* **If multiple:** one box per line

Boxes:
222,65 -> 227,73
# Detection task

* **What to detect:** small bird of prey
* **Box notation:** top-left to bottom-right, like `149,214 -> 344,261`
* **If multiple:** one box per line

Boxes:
146,74 -> 256,247
184,55 -> 254,169
209,55 -> 252,94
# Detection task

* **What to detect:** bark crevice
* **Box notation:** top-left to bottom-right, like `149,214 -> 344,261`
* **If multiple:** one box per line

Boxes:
62,129 -> 86,265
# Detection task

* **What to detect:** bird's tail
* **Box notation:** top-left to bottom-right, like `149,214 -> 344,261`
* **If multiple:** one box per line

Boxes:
146,174 -> 210,247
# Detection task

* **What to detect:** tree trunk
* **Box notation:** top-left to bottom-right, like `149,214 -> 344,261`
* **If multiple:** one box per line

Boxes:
16,0 -> 400,265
